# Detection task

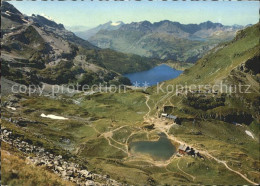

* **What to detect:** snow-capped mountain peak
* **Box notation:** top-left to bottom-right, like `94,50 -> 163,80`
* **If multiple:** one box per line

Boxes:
111,22 -> 122,26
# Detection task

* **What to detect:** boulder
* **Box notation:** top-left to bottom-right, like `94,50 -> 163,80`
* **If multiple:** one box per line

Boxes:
85,180 -> 95,186
67,166 -> 76,172
61,170 -> 67,178
55,166 -> 64,172
85,174 -> 93,180
62,164 -> 67,169
66,170 -> 73,176
46,163 -> 53,169
79,170 -> 89,177
54,160 -> 59,165
35,161 -> 45,166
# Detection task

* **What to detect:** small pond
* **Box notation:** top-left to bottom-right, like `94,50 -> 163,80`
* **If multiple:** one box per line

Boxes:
129,133 -> 176,161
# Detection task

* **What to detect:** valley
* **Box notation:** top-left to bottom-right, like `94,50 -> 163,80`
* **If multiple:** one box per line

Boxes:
2,77 -> 259,184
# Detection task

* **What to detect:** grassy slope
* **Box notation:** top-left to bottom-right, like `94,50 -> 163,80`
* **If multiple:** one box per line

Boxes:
2,23 -> 259,185
77,48 -> 161,74
1,143 -> 74,186
3,86 -> 259,185
148,23 -> 260,116
144,23 -> 260,184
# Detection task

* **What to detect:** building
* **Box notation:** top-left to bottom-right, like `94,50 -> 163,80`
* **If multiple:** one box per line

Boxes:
187,148 -> 195,156
167,114 -> 177,120
161,113 -> 168,117
178,144 -> 187,155
161,113 -> 181,124
178,145 -> 202,158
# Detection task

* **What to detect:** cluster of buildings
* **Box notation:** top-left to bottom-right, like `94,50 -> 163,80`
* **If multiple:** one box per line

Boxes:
177,144 -> 203,159
161,113 -> 181,124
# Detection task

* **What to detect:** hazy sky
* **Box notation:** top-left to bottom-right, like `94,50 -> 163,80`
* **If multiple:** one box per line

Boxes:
9,0 -> 259,28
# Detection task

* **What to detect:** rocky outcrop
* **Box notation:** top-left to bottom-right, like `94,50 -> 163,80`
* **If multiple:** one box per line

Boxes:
1,127 -> 124,186
235,54 -> 260,76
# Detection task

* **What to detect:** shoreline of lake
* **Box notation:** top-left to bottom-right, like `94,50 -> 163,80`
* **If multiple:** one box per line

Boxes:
124,64 -> 183,87
129,133 -> 176,161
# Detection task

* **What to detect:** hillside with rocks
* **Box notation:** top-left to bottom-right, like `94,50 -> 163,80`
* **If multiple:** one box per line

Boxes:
75,21 -> 124,40
1,127 -> 123,186
1,2 -> 161,87
148,22 -> 260,134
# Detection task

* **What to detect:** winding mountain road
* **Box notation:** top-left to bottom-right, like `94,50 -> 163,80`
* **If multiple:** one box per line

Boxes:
144,95 -> 151,119
177,158 -> 196,181
202,151 -> 258,185
151,92 -> 258,185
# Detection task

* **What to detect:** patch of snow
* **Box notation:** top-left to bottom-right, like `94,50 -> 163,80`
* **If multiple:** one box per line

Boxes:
5,11 -> 12,15
22,18 -> 29,23
5,12 -> 11,16
7,106 -> 16,111
111,22 -> 121,26
40,14 -> 54,21
40,113 -> 68,120
245,130 -> 254,139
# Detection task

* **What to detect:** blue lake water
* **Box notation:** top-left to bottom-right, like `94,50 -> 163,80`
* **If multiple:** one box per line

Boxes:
124,64 -> 183,87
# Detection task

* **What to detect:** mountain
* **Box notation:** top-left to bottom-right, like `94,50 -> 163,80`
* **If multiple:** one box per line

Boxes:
75,21 -> 124,40
1,2 -> 159,87
150,22 -> 259,124
143,23 -> 259,185
65,25 -> 90,32
89,20 -> 244,62
2,20 -> 259,186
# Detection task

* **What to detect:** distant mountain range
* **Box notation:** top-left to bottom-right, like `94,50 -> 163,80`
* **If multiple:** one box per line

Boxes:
75,21 -> 124,40
85,20 -> 244,62
1,2 -> 160,87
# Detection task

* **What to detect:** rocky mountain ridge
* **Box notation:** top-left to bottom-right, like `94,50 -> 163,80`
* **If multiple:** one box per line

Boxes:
75,21 -> 125,39
89,20 -> 244,62
1,1 -> 160,87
